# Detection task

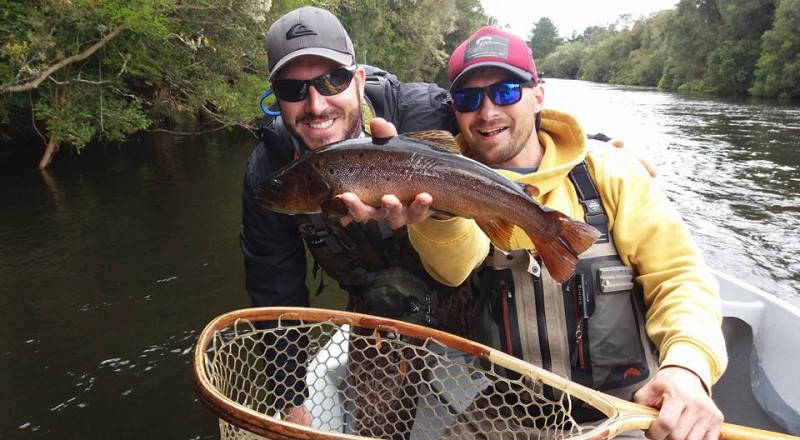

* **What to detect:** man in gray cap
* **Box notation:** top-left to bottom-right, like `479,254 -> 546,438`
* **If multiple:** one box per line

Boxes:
263,6 -> 364,150
241,4 -> 460,433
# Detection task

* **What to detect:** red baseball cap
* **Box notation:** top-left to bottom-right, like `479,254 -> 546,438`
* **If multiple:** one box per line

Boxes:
448,26 -> 539,91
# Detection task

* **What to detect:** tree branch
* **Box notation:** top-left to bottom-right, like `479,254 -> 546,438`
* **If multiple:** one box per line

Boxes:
1,24 -> 126,93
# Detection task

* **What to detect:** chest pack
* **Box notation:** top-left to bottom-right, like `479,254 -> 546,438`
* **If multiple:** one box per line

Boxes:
296,214 -> 474,337
473,160 -> 660,417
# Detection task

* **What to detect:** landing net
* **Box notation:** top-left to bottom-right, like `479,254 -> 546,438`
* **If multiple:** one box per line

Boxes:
194,309 -> 612,440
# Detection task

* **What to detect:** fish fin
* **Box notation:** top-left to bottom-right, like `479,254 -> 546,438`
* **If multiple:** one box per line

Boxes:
402,130 -> 461,153
371,135 -> 392,145
476,219 -> 515,251
321,196 -> 349,219
521,183 -> 540,198
524,212 -> 602,284
430,207 -> 456,219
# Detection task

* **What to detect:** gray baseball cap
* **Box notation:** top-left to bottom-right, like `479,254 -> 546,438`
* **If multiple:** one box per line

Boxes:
266,7 -> 356,81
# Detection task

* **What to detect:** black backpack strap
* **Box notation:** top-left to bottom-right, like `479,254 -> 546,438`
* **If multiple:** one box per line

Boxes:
307,214 -> 369,277
364,75 -> 389,119
305,214 -> 401,281
568,160 -> 609,244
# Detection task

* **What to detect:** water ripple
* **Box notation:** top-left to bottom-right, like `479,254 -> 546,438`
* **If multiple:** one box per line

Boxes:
547,79 -> 800,306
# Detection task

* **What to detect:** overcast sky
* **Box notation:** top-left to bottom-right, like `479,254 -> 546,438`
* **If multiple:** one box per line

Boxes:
479,0 -> 678,38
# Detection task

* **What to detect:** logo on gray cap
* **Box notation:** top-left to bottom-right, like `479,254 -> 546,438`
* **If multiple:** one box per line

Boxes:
286,24 -> 316,39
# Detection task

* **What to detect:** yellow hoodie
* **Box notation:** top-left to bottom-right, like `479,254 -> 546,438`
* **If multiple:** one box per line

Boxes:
408,109 -> 728,390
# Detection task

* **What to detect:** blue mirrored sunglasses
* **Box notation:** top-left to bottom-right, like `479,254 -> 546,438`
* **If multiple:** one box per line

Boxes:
451,80 -> 536,113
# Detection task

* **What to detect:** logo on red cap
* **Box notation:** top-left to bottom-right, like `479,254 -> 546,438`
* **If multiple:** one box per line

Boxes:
448,27 -> 538,90
465,35 -> 511,61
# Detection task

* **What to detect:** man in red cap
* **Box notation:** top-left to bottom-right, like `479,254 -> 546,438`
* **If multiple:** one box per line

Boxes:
349,26 -> 728,440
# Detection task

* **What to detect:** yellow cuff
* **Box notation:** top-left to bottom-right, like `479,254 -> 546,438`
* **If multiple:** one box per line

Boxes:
409,216 -> 478,245
408,217 -> 489,286
660,341 -> 714,394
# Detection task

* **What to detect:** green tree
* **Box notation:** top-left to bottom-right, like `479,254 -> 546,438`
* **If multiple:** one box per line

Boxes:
537,41 -> 589,79
0,0 -> 272,169
575,17 -> 638,83
611,11 -> 672,86
434,0 -> 491,86
660,0 -> 723,92
751,0 -> 800,100
528,17 -> 561,60
1,0 -> 152,167
336,0 -> 456,82
580,30 -> 627,83
705,39 -> 761,95
704,0 -> 776,95
570,25 -> 615,45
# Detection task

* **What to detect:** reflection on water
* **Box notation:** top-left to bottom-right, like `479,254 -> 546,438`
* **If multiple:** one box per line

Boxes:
1,82 -> 798,438
0,129 -> 257,439
546,79 -> 800,306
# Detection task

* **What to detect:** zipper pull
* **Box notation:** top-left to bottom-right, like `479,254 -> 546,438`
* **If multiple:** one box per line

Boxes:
499,279 -> 511,299
571,319 -> 584,368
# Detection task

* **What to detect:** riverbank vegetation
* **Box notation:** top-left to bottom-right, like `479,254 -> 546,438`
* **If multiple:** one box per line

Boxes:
1,0 -> 797,168
536,0 -> 799,102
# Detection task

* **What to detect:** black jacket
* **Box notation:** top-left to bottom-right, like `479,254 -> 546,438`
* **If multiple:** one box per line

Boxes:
240,70 -> 457,309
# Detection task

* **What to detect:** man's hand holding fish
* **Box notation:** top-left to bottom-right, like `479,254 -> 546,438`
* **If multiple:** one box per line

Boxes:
337,118 -> 446,229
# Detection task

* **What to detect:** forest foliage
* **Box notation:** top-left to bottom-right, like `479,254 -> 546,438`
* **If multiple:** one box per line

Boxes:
538,0 -> 798,102
1,0 -> 798,167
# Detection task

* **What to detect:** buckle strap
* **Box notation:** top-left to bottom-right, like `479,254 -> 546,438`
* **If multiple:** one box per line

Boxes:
568,161 -> 609,243
308,214 -> 367,276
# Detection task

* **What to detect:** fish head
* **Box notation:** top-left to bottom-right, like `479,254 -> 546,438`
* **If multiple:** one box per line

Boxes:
253,164 -> 332,214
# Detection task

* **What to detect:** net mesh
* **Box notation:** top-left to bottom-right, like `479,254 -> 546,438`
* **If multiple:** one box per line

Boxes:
199,315 -> 599,440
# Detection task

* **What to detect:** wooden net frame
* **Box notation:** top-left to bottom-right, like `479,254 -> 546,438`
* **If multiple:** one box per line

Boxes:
193,307 -> 794,440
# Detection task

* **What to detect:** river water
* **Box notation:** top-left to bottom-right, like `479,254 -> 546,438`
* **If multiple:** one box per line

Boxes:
1,79 -> 798,439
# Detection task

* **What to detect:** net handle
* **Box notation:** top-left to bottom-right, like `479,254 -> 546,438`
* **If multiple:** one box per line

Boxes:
193,307 -> 796,440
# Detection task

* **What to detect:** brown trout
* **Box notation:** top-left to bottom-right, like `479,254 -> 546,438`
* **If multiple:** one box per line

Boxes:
254,131 -> 601,283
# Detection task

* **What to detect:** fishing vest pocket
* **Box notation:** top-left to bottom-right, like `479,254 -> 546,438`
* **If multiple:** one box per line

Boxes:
480,268 -> 521,359
475,248 -> 659,403
361,266 -> 436,325
570,257 -> 659,400
296,214 -> 395,289
473,249 -> 558,379
297,214 -> 362,288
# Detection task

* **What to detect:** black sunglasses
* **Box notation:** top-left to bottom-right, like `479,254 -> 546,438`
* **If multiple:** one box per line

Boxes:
271,66 -> 357,102
451,80 -> 536,113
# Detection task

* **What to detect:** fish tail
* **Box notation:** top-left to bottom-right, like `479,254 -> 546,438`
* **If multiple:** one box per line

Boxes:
524,212 -> 602,284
